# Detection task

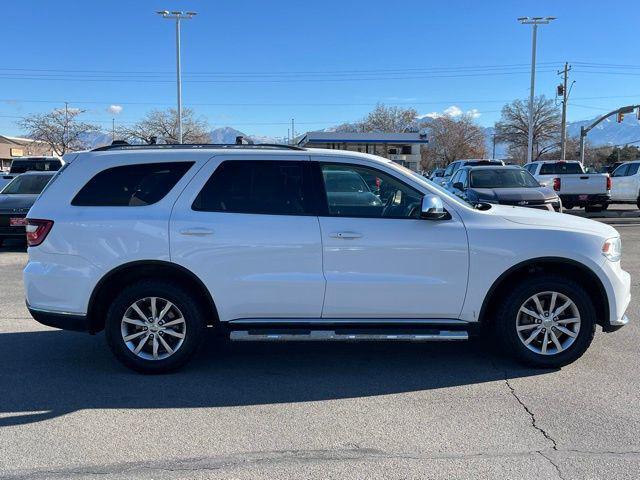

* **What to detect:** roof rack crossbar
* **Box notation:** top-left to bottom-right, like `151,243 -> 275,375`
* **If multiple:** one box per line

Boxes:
91,143 -> 306,152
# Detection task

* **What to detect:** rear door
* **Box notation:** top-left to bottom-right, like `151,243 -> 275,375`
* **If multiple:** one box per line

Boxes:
313,157 -> 468,319
170,155 -> 326,322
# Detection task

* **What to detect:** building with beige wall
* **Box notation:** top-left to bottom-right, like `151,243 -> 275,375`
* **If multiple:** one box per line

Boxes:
0,135 -> 56,170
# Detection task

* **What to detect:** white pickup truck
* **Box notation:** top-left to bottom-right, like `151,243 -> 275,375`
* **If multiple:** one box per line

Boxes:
524,160 -> 611,211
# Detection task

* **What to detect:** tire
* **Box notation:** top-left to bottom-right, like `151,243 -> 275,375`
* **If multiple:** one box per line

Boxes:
494,275 -> 596,368
563,203 -> 574,210
636,197 -> 640,210
105,280 -> 206,374
601,203 -> 609,211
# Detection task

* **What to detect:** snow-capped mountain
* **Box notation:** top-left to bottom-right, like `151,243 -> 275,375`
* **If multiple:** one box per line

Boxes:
209,127 -> 280,145
566,114 -> 640,146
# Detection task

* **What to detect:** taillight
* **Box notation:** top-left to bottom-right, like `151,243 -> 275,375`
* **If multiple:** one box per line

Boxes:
25,219 -> 54,247
606,176 -> 612,191
553,178 -> 561,192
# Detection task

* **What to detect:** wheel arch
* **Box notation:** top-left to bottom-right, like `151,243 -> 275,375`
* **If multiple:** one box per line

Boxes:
478,257 -> 609,329
87,260 -> 219,333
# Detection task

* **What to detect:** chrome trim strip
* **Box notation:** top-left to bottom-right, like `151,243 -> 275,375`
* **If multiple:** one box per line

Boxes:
26,303 -> 86,317
227,318 -> 469,325
230,330 -> 468,342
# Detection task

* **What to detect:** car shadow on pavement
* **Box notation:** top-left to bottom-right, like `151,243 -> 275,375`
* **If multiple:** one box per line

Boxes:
0,329 -> 549,427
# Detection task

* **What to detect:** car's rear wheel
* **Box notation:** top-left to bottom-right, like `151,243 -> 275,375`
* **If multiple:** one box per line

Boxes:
105,281 -> 206,373
495,276 -> 596,368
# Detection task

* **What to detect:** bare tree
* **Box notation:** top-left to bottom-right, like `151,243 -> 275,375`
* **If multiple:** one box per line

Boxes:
18,107 -> 100,156
333,104 -> 418,133
420,114 -> 486,169
494,96 -> 561,162
117,108 -> 210,144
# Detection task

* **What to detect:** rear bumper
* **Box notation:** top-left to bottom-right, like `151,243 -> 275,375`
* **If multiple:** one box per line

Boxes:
560,193 -> 610,206
27,304 -> 88,332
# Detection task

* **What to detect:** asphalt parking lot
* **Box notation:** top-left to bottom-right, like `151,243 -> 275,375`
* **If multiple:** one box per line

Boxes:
0,211 -> 639,480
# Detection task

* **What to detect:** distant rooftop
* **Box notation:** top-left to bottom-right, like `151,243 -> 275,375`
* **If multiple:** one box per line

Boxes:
297,131 -> 428,145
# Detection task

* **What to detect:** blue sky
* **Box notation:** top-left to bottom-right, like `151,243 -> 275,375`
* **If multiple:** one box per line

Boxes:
2,0 -> 640,138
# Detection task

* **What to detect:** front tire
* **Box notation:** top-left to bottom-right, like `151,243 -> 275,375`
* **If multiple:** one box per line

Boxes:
495,276 -> 596,368
105,280 -> 206,373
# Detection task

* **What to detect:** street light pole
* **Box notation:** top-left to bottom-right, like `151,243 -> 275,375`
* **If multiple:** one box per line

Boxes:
157,10 -> 197,144
518,16 -> 556,163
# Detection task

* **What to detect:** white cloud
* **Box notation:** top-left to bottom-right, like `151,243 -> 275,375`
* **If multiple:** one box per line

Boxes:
419,105 -> 481,120
107,104 -> 123,115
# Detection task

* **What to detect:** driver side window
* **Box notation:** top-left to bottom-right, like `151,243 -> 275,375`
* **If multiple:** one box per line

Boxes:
612,165 -> 629,177
320,163 -> 423,218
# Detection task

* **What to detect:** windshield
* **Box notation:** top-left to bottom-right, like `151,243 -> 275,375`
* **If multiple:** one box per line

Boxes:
1,174 -> 53,194
539,162 -> 584,175
470,169 -> 539,188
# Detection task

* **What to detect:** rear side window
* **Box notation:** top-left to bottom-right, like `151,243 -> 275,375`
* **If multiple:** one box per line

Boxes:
72,162 -> 193,206
627,163 -> 640,176
539,163 -> 584,175
192,160 -> 315,215
10,159 -> 62,174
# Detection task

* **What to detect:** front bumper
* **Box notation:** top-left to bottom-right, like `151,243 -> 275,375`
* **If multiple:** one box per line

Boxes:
27,304 -> 88,332
599,258 -> 631,332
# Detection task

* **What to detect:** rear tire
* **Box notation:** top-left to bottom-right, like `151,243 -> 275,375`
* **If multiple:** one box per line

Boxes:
563,203 -> 574,210
494,276 -> 596,368
105,280 -> 206,373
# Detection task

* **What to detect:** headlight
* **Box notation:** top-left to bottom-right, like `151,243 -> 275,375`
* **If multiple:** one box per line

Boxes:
602,237 -> 622,262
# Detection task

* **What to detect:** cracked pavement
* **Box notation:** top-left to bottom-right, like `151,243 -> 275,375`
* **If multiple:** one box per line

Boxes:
0,223 -> 639,479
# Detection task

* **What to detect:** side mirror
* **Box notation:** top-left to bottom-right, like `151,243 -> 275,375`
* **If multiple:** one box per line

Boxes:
420,195 -> 448,220
452,182 -> 464,191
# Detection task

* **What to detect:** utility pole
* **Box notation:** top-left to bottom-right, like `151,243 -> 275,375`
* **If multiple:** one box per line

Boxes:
492,134 -> 497,159
157,10 -> 197,144
557,62 -> 571,160
518,17 -> 556,163
112,118 -> 116,141
291,118 -> 295,145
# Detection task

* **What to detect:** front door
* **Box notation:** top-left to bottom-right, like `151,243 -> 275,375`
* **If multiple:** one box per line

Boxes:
314,160 -> 469,319
170,156 -> 325,322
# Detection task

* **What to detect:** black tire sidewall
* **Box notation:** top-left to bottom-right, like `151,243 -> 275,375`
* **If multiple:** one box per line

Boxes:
105,281 -> 205,373
496,276 -> 596,368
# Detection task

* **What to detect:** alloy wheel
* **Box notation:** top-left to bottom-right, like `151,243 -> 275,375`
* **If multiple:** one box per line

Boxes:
515,291 -> 581,355
120,297 -> 186,361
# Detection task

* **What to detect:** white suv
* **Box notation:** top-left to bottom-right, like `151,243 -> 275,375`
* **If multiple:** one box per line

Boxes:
24,144 -> 631,373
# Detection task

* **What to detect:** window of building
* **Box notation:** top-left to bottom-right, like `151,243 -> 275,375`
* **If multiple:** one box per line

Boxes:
401,146 -> 412,155
192,160 -> 315,215
72,162 -> 193,207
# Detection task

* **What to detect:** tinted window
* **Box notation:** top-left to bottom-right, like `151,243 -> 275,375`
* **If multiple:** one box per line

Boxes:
459,170 -> 469,188
9,159 -> 62,174
193,160 -> 314,215
320,163 -> 422,218
1,174 -> 53,194
470,169 -> 539,188
612,164 -> 629,177
627,163 -> 640,176
539,162 -> 584,175
72,162 -> 193,207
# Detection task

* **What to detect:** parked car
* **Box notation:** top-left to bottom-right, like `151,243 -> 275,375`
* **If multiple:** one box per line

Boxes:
0,156 -> 63,189
609,161 -> 640,208
446,165 -> 562,212
440,159 -> 505,186
0,171 -> 56,247
24,144 -> 630,373
524,160 -> 610,211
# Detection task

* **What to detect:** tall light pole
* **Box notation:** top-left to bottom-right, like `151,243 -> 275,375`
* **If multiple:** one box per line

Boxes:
518,16 -> 556,163
156,10 -> 197,144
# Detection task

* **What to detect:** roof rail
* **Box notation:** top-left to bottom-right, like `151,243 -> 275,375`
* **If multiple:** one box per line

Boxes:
91,143 -> 306,152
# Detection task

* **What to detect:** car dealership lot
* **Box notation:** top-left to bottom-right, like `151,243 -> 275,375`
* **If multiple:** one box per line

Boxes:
0,217 -> 639,479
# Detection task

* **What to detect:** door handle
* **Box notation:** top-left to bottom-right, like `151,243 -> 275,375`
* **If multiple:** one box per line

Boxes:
180,228 -> 214,236
330,231 -> 363,239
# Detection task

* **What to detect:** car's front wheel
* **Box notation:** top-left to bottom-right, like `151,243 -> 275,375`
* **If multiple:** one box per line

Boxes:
495,276 -> 596,368
105,281 -> 206,373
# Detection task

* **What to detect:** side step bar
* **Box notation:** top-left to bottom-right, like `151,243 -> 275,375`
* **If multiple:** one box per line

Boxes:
230,329 -> 468,342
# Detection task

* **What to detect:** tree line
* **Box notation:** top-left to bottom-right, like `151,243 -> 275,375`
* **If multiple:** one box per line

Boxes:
16,99 -> 639,168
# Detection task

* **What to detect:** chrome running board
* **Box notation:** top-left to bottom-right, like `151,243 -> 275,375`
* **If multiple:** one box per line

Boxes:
229,329 -> 468,342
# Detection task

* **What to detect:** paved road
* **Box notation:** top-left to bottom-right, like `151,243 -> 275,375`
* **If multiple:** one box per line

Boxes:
0,222 -> 639,479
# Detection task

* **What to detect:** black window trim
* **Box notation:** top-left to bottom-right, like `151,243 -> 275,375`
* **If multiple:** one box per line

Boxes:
71,161 -> 195,207
190,159 -> 321,217
313,161 -> 426,220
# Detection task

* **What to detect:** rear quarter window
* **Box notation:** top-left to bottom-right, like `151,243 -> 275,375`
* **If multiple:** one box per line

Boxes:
71,162 -> 194,207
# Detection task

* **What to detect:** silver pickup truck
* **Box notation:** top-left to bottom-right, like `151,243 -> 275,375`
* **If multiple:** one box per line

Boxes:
524,160 -> 611,211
